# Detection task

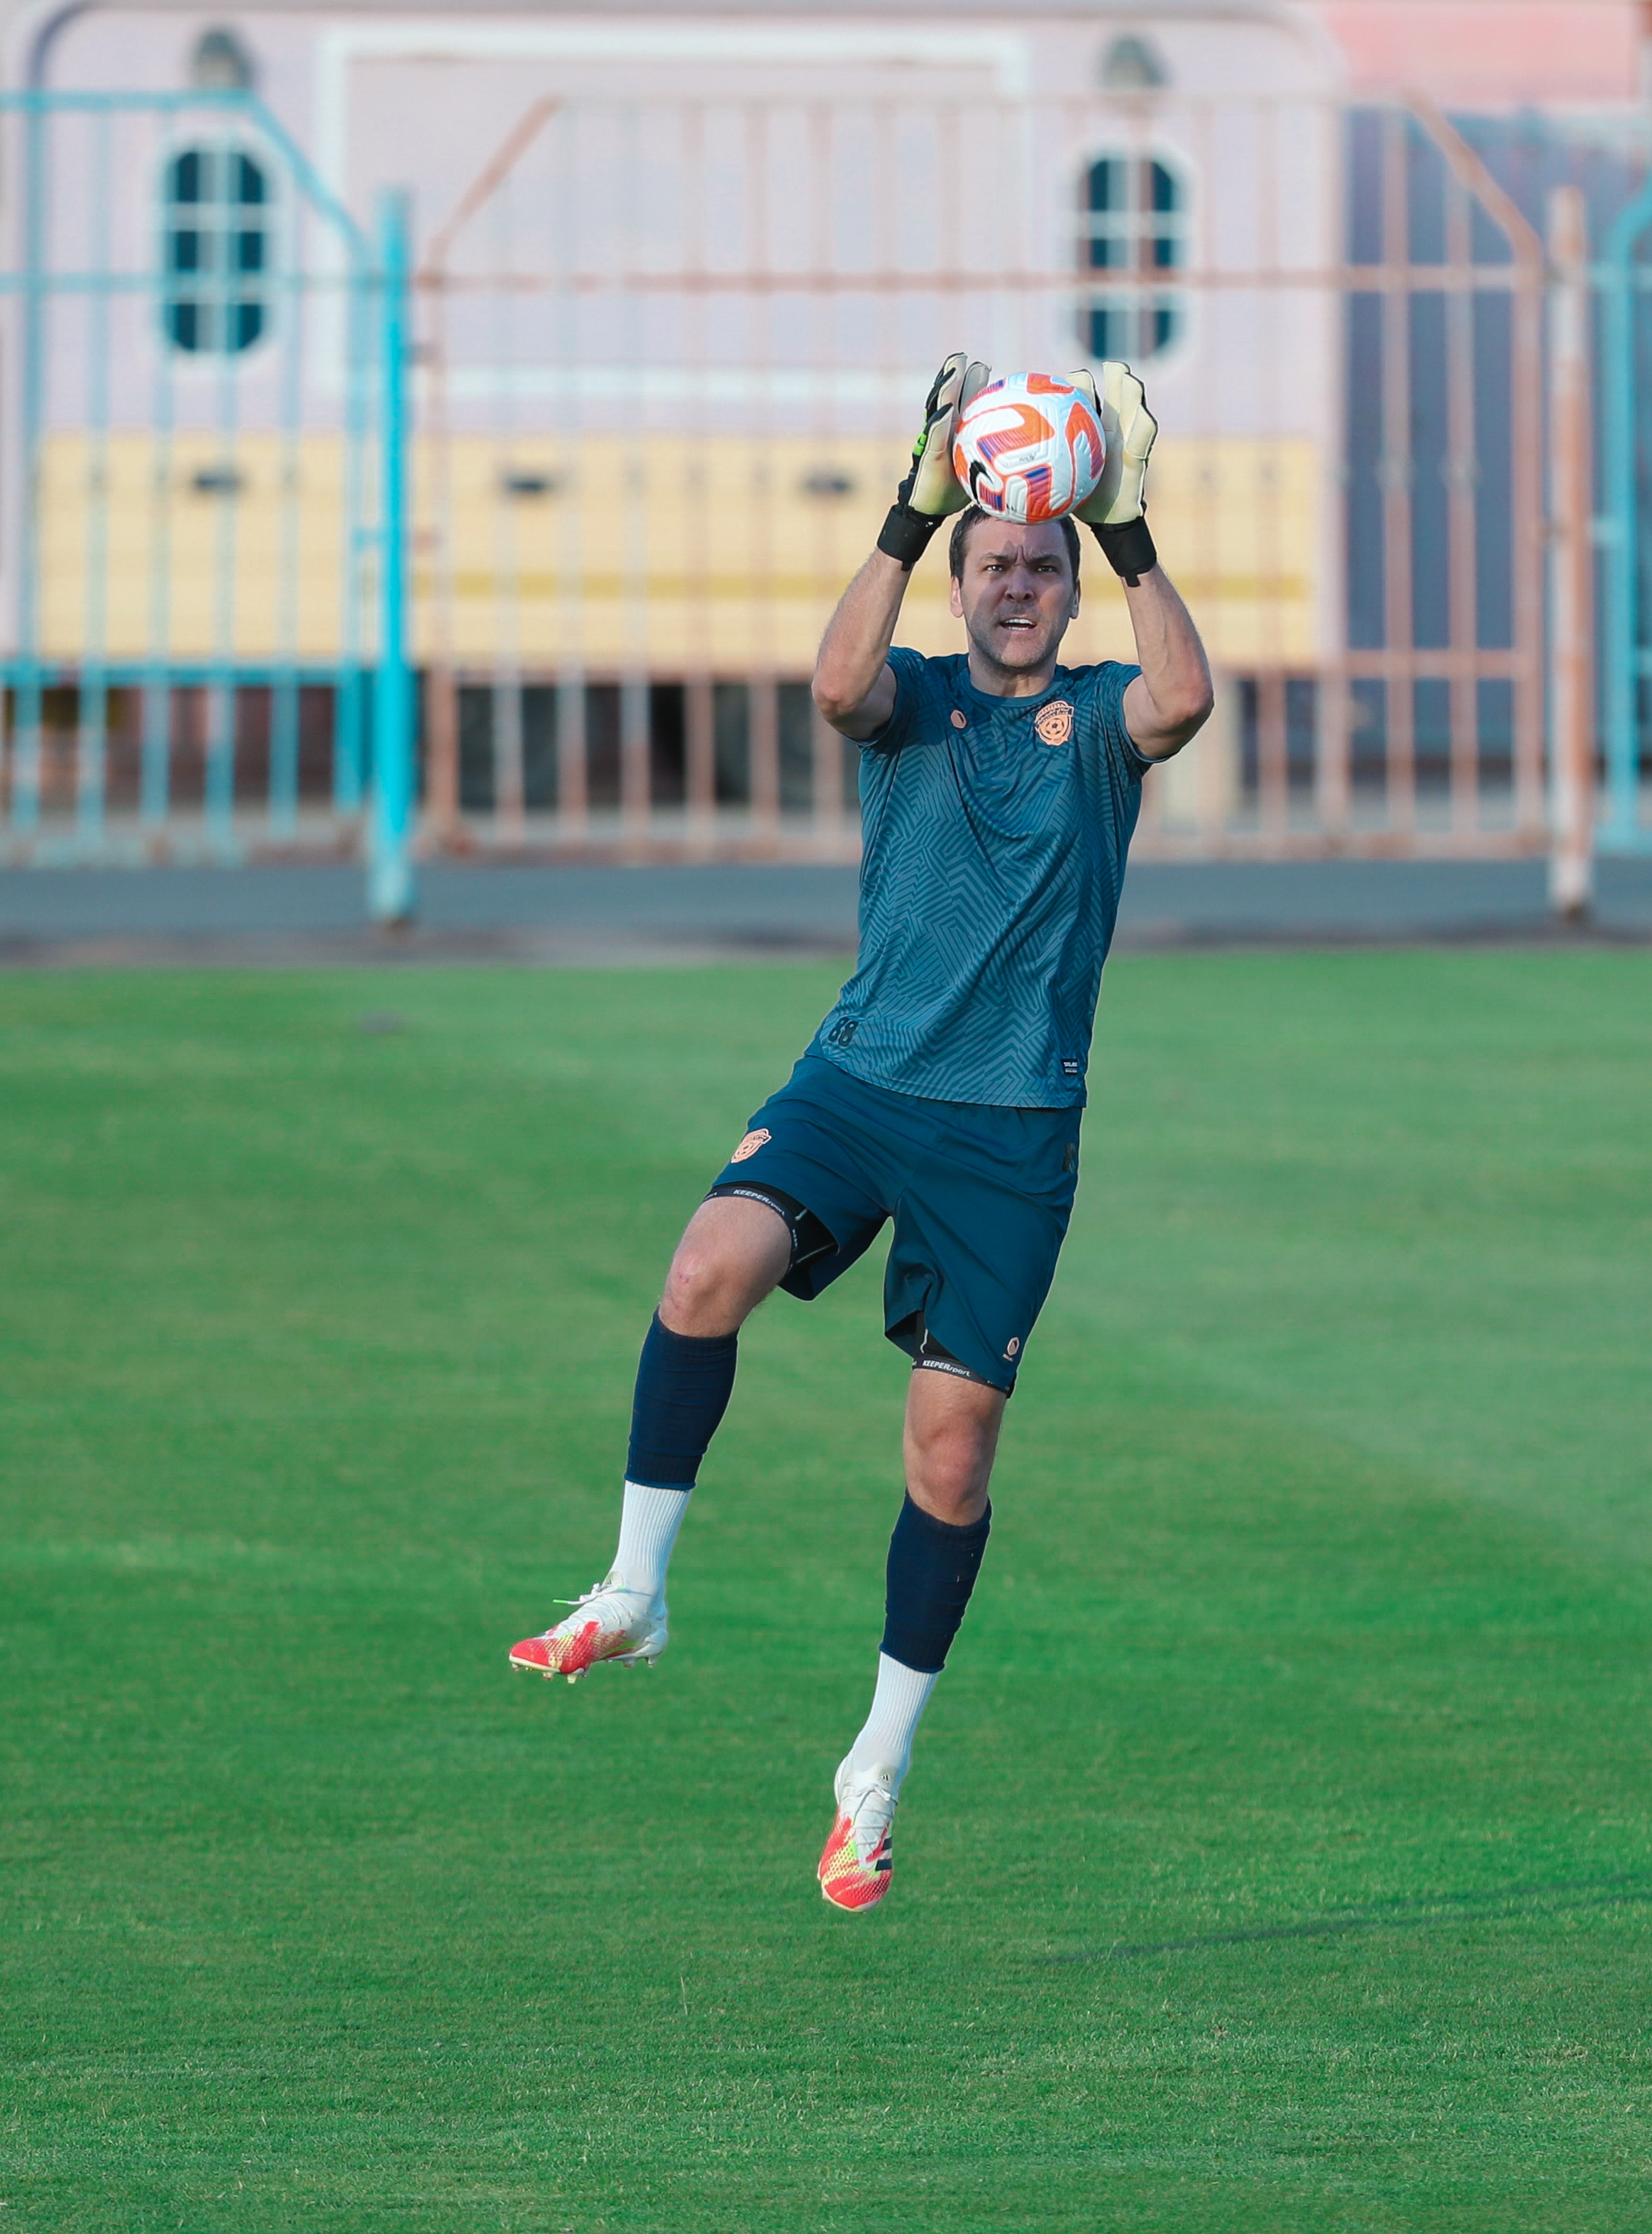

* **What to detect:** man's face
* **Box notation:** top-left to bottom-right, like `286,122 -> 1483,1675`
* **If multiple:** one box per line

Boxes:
949,520 -> 1080,678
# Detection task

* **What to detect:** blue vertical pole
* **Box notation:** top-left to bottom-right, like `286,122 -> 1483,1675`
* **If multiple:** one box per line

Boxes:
12,93 -> 50,837
269,239 -> 306,838
1600,185 -> 1652,849
334,262 -> 368,816
370,188 -> 414,923
143,115 -> 180,835
76,109 -> 114,853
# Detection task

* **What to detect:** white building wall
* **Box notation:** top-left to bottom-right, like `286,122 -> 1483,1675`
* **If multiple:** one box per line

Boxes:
7,4 -> 1346,676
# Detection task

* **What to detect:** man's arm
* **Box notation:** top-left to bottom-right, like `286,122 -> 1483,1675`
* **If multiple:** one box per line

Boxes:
812,551 -> 909,739
814,351 -> 989,741
1120,567 -> 1214,762
1066,361 -> 1213,763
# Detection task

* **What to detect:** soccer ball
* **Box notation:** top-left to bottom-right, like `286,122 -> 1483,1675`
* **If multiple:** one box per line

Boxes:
950,373 -> 1105,524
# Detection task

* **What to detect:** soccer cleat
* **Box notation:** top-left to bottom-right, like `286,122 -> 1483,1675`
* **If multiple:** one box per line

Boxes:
509,1574 -> 668,1683
817,1756 -> 898,1912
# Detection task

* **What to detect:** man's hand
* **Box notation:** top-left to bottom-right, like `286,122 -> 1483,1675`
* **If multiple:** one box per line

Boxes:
1067,363 -> 1160,585
876,353 -> 991,570
1070,363 -> 1157,527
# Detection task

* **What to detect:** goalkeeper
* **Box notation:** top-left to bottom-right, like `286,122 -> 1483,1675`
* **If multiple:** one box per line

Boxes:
510,355 -> 1213,1911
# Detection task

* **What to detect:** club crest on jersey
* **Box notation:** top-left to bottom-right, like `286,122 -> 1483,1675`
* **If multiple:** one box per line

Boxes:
731,1128 -> 771,1163
1034,700 -> 1074,747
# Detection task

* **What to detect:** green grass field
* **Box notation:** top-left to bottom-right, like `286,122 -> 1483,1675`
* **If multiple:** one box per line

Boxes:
4,951 -> 1652,2232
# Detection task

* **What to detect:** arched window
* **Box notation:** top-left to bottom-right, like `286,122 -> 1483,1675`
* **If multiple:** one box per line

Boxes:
1079,155 -> 1186,363
163,147 -> 270,355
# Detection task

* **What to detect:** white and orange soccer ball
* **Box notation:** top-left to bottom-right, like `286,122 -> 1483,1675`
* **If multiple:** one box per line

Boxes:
950,373 -> 1106,524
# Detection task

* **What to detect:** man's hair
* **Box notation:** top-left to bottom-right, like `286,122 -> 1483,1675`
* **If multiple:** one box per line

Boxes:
948,504 -> 1081,584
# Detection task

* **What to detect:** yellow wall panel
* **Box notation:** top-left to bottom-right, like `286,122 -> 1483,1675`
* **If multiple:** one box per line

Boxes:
39,429 -> 1322,672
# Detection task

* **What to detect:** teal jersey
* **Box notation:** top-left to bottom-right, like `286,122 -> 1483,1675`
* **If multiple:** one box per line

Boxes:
810,648 -> 1150,1108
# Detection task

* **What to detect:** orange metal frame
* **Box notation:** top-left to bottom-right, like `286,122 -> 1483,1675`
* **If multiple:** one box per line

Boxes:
409,92 -> 1552,866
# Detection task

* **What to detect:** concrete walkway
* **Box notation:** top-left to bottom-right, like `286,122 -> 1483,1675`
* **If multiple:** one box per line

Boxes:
2,858 -> 1651,967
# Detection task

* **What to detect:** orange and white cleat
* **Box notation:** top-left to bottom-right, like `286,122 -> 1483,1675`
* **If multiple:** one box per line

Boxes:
817,1758 -> 898,1912
509,1575 -> 668,1683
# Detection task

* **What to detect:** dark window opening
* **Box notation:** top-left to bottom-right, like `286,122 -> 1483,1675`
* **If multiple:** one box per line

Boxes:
713,682 -> 750,805
778,682 -> 815,815
1080,155 -> 1184,363
163,145 -> 271,356
649,683 -> 685,807
585,683 -> 622,810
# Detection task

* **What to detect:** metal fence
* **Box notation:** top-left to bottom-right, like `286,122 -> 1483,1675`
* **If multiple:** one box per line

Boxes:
0,89 -> 417,911
2,85 -> 1649,907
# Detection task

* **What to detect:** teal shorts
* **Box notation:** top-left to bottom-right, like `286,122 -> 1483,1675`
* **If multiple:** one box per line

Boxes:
707,1053 -> 1080,1393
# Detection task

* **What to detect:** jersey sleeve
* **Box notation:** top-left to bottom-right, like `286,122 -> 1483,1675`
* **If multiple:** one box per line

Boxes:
858,645 -> 927,756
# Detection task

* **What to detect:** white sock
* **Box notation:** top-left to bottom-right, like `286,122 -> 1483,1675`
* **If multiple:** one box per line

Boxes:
610,1481 -> 690,1600
847,1652 -> 940,1795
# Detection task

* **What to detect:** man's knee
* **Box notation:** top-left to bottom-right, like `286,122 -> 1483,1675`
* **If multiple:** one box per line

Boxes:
659,1196 -> 790,1336
904,1377 -> 1004,1524
661,1239 -> 732,1327
910,1422 -> 993,1506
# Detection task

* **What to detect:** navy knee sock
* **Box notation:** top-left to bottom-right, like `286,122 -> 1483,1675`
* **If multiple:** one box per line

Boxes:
625,1311 -> 739,1490
880,1492 -> 992,1674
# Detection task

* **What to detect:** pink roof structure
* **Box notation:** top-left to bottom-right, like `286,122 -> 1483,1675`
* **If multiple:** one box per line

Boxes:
1316,0 -> 1647,104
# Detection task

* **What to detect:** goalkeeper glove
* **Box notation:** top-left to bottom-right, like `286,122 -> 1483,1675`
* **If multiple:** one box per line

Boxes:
877,353 -> 991,568
1067,362 -> 1160,585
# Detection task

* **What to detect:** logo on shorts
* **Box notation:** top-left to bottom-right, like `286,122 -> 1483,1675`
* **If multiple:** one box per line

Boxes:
731,1128 -> 771,1163
1034,700 -> 1074,747
1004,1336 -> 1022,1360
